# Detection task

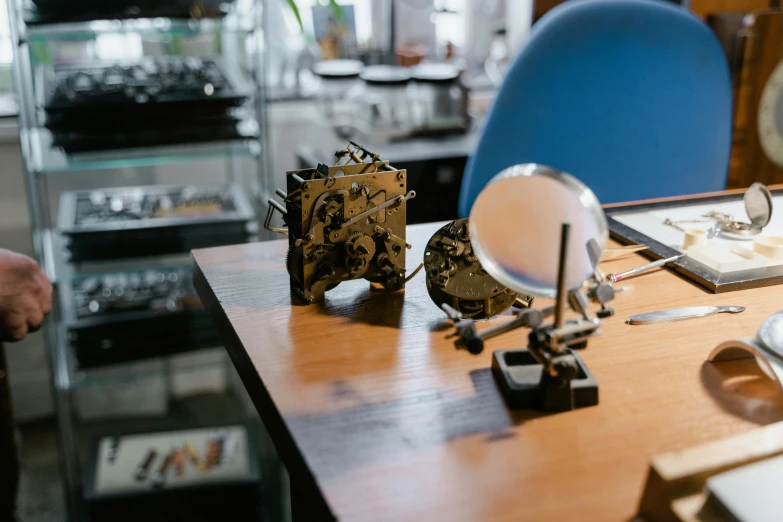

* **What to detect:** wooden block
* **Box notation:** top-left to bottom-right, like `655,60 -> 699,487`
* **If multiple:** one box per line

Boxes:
637,421 -> 783,521
687,243 -> 767,272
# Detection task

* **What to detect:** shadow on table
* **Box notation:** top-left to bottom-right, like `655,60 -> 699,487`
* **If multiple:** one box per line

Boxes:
700,359 -> 783,425
284,367 -> 550,481
319,288 -> 408,328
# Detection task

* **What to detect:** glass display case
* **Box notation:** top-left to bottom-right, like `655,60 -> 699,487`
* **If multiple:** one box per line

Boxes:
7,0 -> 274,519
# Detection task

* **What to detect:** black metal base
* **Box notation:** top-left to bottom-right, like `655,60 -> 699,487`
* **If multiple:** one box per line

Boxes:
491,348 -> 598,412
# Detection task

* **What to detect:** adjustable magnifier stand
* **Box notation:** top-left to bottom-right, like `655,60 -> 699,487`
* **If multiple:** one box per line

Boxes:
443,223 -> 609,412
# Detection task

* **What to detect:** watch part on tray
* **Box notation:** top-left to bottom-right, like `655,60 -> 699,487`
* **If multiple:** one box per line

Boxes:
42,57 -> 252,152
73,186 -> 235,226
87,424 -> 261,522
424,218 -> 532,319
57,184 -> 255,261
71,267 -> 200,319
265,142 -> 418,304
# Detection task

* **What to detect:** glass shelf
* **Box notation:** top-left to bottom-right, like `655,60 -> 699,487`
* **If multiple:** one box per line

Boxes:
22,127 -> 261,175
54,332 -> 229,391
16,2 -> 256,42
38,228 -> 196,285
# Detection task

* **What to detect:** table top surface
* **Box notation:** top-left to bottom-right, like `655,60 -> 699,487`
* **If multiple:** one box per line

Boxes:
193,214 -> 783,522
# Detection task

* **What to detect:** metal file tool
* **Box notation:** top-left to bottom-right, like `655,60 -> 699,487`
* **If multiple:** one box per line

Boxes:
629,306 -> 746,325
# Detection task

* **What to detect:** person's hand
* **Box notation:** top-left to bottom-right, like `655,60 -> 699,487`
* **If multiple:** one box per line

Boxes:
0,249 -> 52,342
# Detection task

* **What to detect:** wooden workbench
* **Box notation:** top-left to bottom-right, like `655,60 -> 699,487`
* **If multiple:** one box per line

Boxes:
192,219 -> 783,522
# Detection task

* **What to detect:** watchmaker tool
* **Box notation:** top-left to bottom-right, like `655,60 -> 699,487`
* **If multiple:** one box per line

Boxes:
106,436 -> 120,464
134,448 -> 158,481
444,164 -> 611,412
173,444 -> 185,477
599,244 -> 649,262
204,432 -> 224,470
151,449 -> 175,488
606,254 -> 685,284
424,219 -> 532,320
183,441 -> 201,470
708,311 -> 783,390
709,182 -> 773,240
265,142 -> 417,304
629,306 -> 745,325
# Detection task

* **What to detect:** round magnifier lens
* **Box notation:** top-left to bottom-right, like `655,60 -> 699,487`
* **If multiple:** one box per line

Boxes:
469,164 -> 608,298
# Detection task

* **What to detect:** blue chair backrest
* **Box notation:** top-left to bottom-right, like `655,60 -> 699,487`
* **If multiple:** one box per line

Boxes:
459,0 -> 732,217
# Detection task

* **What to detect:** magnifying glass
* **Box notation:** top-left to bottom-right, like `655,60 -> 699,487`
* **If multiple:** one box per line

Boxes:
469,164 -> 608,299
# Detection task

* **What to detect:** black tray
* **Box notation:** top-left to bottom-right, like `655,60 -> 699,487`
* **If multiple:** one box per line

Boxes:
83,422 -> 262,522
26,0 -> 232,25
42,56 -> 248,118
61,266 -> 220,368
58,184 -> 255,262
51,117 -> 257,154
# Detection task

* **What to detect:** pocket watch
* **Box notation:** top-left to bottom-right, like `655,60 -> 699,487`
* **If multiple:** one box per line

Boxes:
711,182 -> 773,240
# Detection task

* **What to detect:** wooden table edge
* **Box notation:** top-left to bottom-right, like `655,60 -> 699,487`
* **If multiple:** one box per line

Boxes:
192,258 -> 337,522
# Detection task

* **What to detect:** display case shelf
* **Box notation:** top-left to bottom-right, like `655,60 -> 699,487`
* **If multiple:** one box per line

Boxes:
39,228 -> 196,285
53,335 -> 229,391
10,0 -> 271,516
13,0 -> 257,42
22,127 -> 261,175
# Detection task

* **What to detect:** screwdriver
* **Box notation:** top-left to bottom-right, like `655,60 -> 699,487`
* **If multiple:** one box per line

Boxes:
606,254 -> 685,284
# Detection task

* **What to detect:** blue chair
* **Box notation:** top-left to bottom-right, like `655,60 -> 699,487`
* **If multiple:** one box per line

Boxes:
459,0 -> 732,217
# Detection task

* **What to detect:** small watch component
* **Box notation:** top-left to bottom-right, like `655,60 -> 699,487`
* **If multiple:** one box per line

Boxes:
204,433 -> 225,470
424,219 -> 532,319
151,450 -> 175,488
265,142 -> 418,304
664,183 -> 774,240
220,431 -> 238,465
184,441 -> 201,469
664,211 -> 733,233
173,444 -> 185,477
712,184 -> 772,239
106,436 -> 120,464
134,448 -> 158,481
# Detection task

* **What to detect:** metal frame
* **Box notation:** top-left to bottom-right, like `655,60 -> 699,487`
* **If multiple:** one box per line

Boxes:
7,0 -> 272,519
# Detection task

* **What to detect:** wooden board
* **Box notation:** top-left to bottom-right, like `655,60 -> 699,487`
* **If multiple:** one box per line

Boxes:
193,220 -> 783,522
729,10 -> 783,188
638,421 -> 783,522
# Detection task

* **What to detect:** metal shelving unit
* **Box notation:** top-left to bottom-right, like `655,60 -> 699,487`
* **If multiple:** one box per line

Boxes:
8,0 -> 272,519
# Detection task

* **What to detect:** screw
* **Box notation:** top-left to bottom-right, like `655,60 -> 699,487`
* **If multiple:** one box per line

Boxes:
302,182 -> 311,190
305,234 -> 314,242
306,296 -> 314,304
397,172 -> 405,180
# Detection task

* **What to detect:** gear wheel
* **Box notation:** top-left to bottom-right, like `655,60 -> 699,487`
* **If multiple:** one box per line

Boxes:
457,220 -> 471,242
445,240 -> 466,258
286,245 -> 304,285
345,232 -> 376,274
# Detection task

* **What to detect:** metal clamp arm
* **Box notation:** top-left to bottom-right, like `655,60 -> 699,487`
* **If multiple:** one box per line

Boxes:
340,191 -> 416,229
